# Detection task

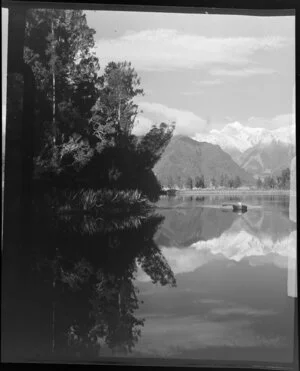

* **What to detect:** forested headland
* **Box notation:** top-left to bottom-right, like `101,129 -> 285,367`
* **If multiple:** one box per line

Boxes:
7,9 -> 174,212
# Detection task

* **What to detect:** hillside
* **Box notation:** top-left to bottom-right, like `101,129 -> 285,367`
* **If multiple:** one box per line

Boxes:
239,140 -> 295,179
153,135 -> 255,187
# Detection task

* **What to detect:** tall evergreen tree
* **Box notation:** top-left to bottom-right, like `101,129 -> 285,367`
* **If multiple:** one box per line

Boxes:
186,177 -> 193,189
211,176 -> 217,188
137,122 -> 174,171
90,61 -> 144,151
24,9 -> 101,152
264,176 -> 276,189
195,176 -> 201,189
233,175 -> 241,188
256,178 -> 263,189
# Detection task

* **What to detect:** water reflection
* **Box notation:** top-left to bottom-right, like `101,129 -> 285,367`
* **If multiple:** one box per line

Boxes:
131,195 -> 296,362
155,195 -> 296,253
2,194 -> 296,363
153,202 -> 296,273
2,200 -> 176,361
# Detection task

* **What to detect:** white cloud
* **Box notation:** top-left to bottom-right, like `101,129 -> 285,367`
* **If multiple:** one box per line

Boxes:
95,29 -> 286,71
211,306 -> 277,317
210,67 -> 277,77
247,113 -> 295,129
133,101 -> 206,136
133,105 -> 295,145
193,79 -> 222,86
132,115 -> 153,136
182,79 -> 222,95
181,91 -> 204,96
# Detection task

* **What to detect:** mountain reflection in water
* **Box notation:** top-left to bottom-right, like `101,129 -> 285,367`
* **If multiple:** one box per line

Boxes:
134,195 -> 296,362
2,194 -> 296,363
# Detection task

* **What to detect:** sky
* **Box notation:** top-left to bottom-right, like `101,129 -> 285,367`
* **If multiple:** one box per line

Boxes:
85,10 -> 295,136
1,9 -> 295,138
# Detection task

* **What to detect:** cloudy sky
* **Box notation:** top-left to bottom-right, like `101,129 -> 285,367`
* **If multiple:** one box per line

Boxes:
1,10 -> 295,138
85,10 -> 295,136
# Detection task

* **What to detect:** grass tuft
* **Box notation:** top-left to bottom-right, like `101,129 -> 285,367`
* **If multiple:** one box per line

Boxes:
56,188 -> 153,215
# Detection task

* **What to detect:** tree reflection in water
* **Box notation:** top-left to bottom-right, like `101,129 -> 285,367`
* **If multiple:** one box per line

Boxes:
15,199 -> 177,361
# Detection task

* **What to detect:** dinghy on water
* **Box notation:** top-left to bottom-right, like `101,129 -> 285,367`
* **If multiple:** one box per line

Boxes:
222,202 -> 248,213
233,202 -> 247,213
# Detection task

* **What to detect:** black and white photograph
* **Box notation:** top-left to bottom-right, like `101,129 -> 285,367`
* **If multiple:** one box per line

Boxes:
1,3 -> 297,367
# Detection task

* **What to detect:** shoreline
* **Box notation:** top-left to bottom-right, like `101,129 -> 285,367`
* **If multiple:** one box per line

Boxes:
162,189 -> 292,196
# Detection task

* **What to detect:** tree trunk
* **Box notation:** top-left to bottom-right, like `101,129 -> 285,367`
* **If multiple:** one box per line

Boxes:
51,21 -> 56,145
52,279 -> 56,354
118,291 -> 121,316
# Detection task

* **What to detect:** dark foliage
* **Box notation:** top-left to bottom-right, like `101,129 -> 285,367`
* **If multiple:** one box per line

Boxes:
2,194 -> 176,359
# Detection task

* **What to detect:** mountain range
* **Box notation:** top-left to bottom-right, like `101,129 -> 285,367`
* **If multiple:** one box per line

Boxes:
193,122 -> 295,178
239,140 -> 295,178
153,135 -> 255,187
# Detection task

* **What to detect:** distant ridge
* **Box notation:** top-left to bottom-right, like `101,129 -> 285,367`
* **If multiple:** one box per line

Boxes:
153,135 -> 255,187
239,140 -> 295,178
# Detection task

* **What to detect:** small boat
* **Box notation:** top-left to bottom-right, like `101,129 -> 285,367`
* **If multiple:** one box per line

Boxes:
221,202 -> 248,213
232,202 -> 247,212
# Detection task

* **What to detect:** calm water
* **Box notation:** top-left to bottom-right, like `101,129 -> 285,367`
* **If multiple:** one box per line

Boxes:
2,194 -> 297,363
132,194 -> 297,362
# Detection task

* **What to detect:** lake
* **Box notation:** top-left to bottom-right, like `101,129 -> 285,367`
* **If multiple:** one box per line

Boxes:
132,194 -> 297,363
1,193 -> 297,364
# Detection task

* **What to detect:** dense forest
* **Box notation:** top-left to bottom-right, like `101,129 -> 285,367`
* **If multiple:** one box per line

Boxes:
3,8 -> 177,360
7,8 -> 174,205
164,168 -> 290,190
165,174 -> 242,189
256,168 -> 291,190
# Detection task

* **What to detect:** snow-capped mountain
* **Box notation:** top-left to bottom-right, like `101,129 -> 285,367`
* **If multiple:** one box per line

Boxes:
194,122 -> 264,153
193,121 -> 295,176
194,121 -> 295,155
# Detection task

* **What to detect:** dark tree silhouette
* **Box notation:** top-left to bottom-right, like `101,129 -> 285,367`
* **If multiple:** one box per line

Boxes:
256,178 -> 263,189
186,177 -> 193,189
3,195 -> 177,360
233,175 -> 241,188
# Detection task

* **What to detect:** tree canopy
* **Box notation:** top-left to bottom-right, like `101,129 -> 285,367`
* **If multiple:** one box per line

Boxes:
90,61 -> 144,149
23,9 -> 175,201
